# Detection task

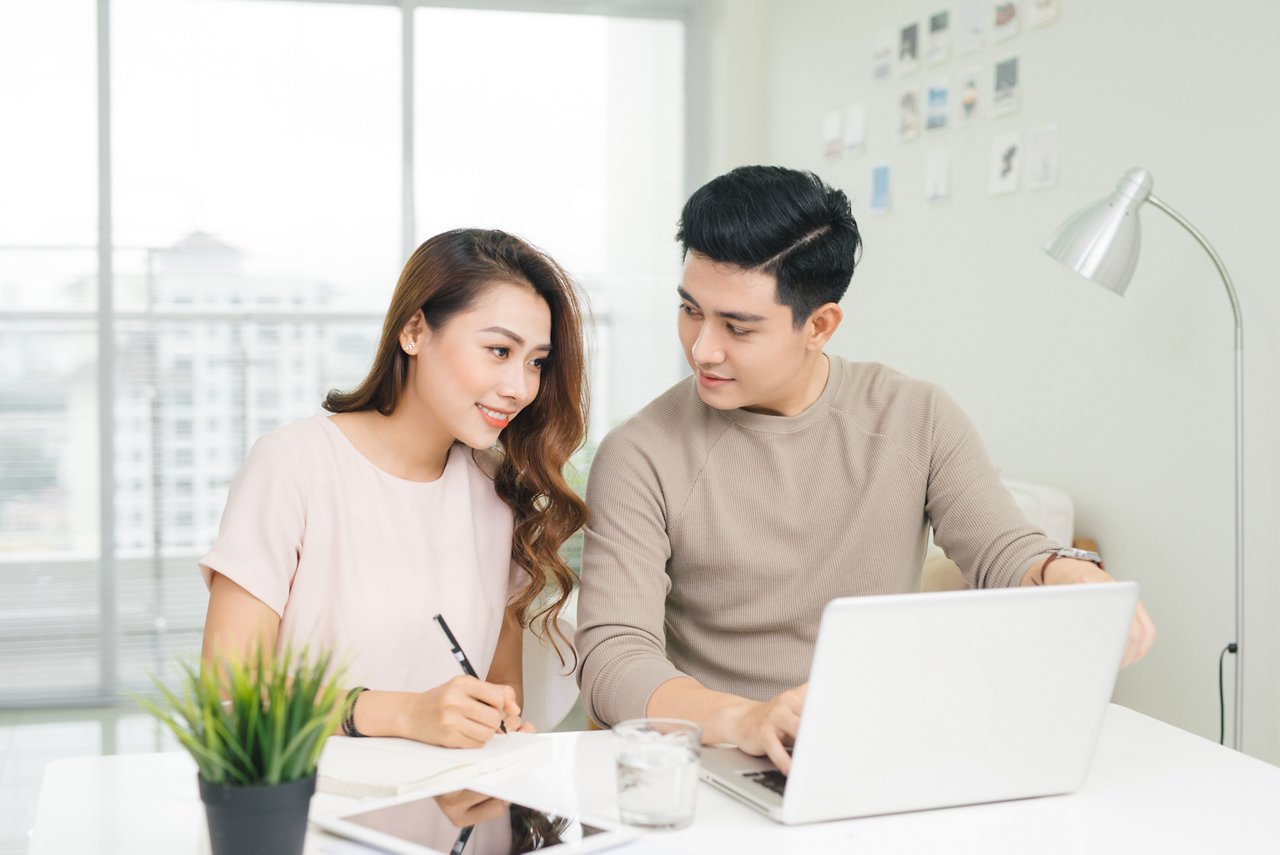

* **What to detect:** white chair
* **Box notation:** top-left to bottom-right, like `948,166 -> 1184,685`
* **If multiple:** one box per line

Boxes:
521,586 -> 582,732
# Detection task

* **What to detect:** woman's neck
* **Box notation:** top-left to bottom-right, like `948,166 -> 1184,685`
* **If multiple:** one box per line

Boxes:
332,405 -> 454,482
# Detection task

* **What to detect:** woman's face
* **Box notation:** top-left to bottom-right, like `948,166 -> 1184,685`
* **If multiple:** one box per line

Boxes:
403,280 -> 552,450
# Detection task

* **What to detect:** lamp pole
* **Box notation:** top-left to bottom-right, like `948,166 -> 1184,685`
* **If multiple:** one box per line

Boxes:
1144,195 -> 1244,750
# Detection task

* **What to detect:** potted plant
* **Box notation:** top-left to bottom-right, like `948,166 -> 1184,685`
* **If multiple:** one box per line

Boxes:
137,644 -> 345,855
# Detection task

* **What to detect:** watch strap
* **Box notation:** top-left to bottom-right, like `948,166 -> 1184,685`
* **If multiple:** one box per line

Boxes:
1039,549 -> 1105,585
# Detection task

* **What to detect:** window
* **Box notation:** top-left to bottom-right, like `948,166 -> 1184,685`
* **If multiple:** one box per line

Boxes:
2,4 -> 690,846
0,0 -> 689,707
415,7 -> 686,436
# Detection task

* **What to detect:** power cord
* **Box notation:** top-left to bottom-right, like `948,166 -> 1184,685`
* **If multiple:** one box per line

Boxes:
1219,643 -> 1239,745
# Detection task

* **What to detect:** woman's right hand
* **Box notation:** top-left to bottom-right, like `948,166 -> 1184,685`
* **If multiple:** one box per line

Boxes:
434,789 -> 510,827
399,675 -> 523,747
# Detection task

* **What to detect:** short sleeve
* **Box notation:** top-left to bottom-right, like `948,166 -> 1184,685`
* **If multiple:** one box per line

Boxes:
198,432 -> 307,617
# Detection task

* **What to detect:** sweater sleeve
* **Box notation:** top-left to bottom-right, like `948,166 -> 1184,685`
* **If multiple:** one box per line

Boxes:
574,428 -> 689,727
924,388 -> 1058,588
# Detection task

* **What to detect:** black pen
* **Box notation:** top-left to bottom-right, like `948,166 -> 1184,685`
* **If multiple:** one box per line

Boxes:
433,613 -> 508,734
449,825 -> 474,855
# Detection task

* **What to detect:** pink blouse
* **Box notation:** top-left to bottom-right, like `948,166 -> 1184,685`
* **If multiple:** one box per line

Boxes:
200,416 -> 524,691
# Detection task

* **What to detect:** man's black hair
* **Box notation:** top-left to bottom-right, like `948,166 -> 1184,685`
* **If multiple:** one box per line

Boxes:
676,166 -> 861,328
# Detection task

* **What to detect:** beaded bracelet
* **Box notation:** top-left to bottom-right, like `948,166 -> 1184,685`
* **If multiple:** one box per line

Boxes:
342,686 -> 369,737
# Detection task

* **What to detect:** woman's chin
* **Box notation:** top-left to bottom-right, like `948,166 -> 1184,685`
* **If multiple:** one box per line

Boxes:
455,426 -> 505,450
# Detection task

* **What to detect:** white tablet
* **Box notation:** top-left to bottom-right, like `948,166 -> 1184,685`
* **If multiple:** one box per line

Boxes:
314,786 -> 636,855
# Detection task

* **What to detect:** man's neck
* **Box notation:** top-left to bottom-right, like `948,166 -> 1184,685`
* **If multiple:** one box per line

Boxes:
742,352 -> 831,417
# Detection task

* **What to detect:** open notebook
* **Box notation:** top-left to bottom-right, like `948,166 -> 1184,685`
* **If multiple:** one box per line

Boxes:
318,732 -> 550,798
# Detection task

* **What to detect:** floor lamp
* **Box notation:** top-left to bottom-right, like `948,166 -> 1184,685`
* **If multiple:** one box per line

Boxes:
1042,167 -> 1244,751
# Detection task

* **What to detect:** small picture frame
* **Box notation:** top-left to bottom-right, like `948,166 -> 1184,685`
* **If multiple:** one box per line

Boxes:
991,56 -> 1021,117
988,132 -> 1022,195
993,1 -> 1021,42
898,22 -> 921,76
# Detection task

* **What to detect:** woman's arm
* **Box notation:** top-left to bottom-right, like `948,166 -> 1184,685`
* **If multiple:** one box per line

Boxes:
484,605 -> 526,711
202,574 -> 526,745
201,572 -> 281,663
350,605 -> 530,743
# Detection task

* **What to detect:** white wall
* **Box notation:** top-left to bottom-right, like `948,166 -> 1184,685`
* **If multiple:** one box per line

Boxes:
705,0 -> 1279,763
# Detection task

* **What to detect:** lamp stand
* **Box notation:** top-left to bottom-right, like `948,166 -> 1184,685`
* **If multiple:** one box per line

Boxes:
1147,194 -> 1244,751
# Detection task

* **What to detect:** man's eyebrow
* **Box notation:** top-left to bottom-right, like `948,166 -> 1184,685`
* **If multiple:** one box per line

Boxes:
676,287 -> 767,324
480,326 -> 552,352
716,308 -> 767,323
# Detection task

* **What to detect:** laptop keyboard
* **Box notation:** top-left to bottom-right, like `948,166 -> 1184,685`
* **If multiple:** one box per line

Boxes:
742,769 -> 788,796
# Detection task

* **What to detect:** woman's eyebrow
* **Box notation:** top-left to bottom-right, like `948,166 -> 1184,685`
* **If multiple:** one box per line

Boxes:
480,326 -> 551,351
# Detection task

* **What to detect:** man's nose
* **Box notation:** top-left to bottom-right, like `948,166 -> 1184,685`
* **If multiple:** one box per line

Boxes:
691,324 -> 725,366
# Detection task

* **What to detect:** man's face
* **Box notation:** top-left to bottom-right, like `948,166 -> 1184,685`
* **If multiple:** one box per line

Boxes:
677,252 -> 814,415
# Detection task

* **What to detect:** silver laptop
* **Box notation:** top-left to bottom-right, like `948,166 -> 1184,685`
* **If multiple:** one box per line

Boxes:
700,582 -> 1138,824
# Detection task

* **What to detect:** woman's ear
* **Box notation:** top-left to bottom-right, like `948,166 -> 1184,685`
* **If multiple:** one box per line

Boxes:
806,302 -> 844,350
400,309 -> 427,353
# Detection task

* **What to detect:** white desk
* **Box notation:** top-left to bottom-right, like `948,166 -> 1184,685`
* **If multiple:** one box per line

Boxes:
30,705 -> 1280,854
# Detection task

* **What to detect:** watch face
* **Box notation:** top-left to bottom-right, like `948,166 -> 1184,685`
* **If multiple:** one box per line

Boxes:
1059,547 -> 1101,562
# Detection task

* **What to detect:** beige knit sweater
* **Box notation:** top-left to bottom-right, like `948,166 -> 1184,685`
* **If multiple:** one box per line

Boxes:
575,356 -> 1057,726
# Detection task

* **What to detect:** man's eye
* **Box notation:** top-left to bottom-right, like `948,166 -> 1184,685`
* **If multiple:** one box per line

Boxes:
489,346 -> 510,358
679,303 -> 700,317
727,324 -> 750,337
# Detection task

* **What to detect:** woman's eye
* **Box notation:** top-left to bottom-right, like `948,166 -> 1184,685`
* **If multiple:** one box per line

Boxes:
529,357 -> 547,370
489,346 -> 510,359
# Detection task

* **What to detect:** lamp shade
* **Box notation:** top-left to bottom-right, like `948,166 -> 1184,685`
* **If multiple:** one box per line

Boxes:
1043,167 -> 1154,295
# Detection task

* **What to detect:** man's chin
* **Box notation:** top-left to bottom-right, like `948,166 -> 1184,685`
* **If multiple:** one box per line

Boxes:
694,382 -> 742,410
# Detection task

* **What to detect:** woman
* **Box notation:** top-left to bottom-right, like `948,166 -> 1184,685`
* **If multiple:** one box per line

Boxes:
198,229 -> 588,747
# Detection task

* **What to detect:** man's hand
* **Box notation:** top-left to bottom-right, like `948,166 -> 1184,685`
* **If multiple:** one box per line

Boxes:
1034,557 -> 1156,667
722,684 -> 807,775
647,677 -> 807,774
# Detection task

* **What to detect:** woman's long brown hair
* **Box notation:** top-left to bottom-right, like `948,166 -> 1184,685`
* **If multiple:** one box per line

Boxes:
324,229 -> 588,665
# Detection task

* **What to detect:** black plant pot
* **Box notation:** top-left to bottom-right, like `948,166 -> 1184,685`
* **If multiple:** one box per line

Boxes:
198,773 -> 316,855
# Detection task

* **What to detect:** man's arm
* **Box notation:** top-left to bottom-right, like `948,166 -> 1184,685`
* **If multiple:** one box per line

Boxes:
1021,557 -> 1156,667
575,429 -> 809,771
924,388 -> 1056,589
647,678 -> 806,774
923,386 -> 1155,665
574,430 -> 687,726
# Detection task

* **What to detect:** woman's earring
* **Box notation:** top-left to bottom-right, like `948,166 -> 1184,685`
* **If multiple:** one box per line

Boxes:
405,341 -> 415,353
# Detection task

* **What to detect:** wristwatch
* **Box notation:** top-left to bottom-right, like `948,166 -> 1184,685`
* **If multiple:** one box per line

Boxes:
1040,547 -> 1105,584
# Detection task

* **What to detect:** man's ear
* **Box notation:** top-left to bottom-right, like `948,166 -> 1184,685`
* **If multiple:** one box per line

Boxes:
805,302 -> 843,350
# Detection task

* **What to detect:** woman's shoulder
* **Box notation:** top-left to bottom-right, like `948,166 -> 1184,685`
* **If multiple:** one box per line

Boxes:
237,415 -> 339,480
250,415 -> 335,455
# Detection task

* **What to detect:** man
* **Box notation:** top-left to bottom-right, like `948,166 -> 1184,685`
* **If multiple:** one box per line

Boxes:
575,166 -> 1154,774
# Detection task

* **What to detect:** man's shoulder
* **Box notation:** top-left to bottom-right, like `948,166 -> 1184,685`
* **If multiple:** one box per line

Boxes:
827,358 -> 959,455
599,375 -> 714,452
590,375 -> 727,489
831,358 -> 944,419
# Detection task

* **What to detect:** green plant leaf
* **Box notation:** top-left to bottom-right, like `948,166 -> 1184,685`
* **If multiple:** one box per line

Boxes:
133,638 -> 344,788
